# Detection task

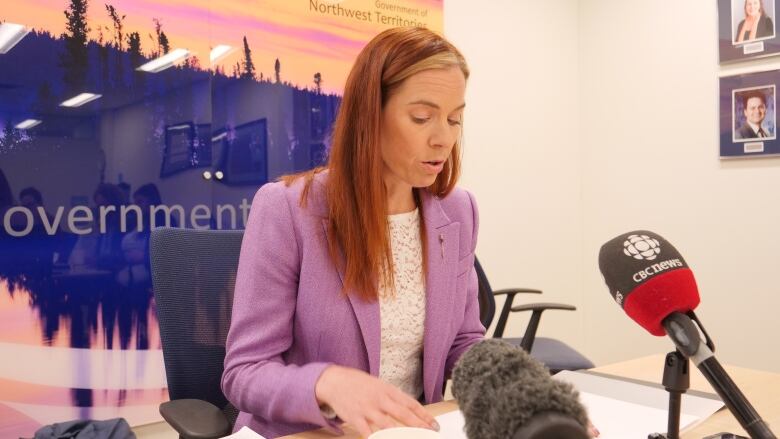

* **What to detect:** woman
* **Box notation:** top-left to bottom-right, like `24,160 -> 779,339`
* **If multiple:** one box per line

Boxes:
735,0 -> 774,43
222,27 -> 484,438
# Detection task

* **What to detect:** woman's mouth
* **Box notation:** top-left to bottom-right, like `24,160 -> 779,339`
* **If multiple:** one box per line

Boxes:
422,160 -> 444,174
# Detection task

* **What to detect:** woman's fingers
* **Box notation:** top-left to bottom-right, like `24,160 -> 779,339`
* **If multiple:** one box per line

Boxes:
366,409 -> 398,431
380,398 -> 429,429
351,417 -> 372,439
385,392 -> 438,430
588,420 -> 600,437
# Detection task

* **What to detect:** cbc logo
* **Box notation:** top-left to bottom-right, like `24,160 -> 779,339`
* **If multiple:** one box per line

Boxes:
623,234 -> 661,261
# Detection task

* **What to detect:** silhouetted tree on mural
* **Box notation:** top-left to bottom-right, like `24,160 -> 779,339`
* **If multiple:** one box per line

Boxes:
159,31 -> 170,54
105,5 -> 125,86
105,4 -> 125,51
127,31 -> 144,86
274,58 -> 281,83
62,0 -> 90,92
146,32 -> 156,56
241,36 -> 256,80
152,18 -> 170,56
127,31 -> 141,62
97,25 -> 110,86
313,72 -> 322,94
183,55 -> 201,70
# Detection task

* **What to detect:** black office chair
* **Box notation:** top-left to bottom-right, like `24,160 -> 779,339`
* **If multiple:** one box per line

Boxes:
474,257 -> 594,373
150,227 -> 243,439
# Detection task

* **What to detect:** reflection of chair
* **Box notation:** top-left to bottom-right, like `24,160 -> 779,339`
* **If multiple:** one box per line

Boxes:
150,227 -> 243,439
474,257 -> 594,373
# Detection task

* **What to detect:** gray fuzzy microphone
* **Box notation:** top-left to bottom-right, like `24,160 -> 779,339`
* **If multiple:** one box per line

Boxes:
452,340 -> 590,439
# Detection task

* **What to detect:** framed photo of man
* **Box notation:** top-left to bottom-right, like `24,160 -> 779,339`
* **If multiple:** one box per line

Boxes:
720,71 -> 780,157
733,85 -> 776,142
719,0 -> 780,63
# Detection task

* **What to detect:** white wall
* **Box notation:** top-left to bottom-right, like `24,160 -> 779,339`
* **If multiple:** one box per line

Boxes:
579,0 -> 780,372
445,1 -> 587,351
447,0 -> 780,373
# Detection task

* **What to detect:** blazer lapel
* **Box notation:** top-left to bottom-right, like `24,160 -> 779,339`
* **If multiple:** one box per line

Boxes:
321,219 -> 381,376
420,190 -> 459,401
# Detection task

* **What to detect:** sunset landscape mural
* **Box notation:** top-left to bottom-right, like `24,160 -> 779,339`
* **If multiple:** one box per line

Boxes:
0,0 -> 442,436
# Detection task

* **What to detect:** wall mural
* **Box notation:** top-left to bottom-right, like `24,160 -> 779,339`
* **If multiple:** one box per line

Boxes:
0,1 -> 443,436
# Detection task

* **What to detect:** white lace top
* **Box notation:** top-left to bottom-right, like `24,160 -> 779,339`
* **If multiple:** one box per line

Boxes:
378,208 -> 426,398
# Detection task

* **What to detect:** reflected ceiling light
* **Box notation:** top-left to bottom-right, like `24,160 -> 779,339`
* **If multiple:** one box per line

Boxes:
14,119 -> 41,129
59,92 -> 102,107
214,170 -> 224,180
210,45 -> 232,64
137,48 -> 190,73
202,171 -> 213,180
211,132 -> 227,142
0,22 -> 29,54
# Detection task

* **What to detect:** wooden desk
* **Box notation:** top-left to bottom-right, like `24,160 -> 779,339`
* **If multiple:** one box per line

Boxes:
281,354 -> 780,438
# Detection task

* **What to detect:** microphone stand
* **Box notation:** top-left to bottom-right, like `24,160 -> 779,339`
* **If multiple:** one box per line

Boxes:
648,350 -> 689,439
663,311 -> 777,439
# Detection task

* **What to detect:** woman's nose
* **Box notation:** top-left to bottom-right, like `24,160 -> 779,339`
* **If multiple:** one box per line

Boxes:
430,120 -> 456,148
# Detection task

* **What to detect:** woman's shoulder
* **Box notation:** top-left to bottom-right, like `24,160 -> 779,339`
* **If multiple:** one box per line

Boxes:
433,186 -> 478,225
250,171 -> 328,216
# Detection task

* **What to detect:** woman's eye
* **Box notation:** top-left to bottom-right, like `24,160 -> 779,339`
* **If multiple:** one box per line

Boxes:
412,116 -> 429,124
448,119 -> 462,126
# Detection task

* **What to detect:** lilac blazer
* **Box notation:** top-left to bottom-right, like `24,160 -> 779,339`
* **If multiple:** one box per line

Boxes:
222,173 -> 485,438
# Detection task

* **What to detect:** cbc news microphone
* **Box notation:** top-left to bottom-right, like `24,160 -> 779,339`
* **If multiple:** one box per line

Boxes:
599,230 -> 776,439
452,340 -> 589,439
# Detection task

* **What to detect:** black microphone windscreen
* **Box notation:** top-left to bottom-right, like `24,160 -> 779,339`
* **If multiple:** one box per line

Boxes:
452,340 -> 589,439
452,339 -> 549,406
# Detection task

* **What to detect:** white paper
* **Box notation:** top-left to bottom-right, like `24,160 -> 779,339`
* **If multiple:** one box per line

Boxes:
220,426 -> 268,439
579,392 -> 698,439
434,410 -> 468,439
555,370 -> 725,437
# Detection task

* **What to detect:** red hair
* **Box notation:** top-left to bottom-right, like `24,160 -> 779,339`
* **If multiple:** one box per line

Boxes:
282,27 -> 468,300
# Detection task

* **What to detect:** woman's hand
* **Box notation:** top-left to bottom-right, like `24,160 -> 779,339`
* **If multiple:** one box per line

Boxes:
315,365 -> 439,437
588,420 -> 600,437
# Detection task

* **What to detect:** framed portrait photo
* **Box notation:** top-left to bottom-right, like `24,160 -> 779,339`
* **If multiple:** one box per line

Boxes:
215,118 -> 268,186
719,0 -> 780,63
160,122 -> 195,177
720,71 -> 780,157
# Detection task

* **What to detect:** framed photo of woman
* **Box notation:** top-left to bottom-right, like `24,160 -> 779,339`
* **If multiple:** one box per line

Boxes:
719,0 -> 780,62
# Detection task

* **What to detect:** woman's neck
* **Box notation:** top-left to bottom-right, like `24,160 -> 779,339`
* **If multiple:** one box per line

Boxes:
384,179 -> 416,215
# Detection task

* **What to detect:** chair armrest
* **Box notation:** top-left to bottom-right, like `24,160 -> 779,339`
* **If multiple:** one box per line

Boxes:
493,288 -> 542,296
510,302 -> 576,313
159,399 -> 231,439
492,288 -> 543,338
509,302 -> 577,352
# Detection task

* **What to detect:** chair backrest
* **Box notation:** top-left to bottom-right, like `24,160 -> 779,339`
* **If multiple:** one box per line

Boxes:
474,256 -> 496,329
150,227 -> 244,426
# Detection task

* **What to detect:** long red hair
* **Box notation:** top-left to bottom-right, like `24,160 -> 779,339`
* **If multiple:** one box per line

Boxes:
282,27 -> 469,300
